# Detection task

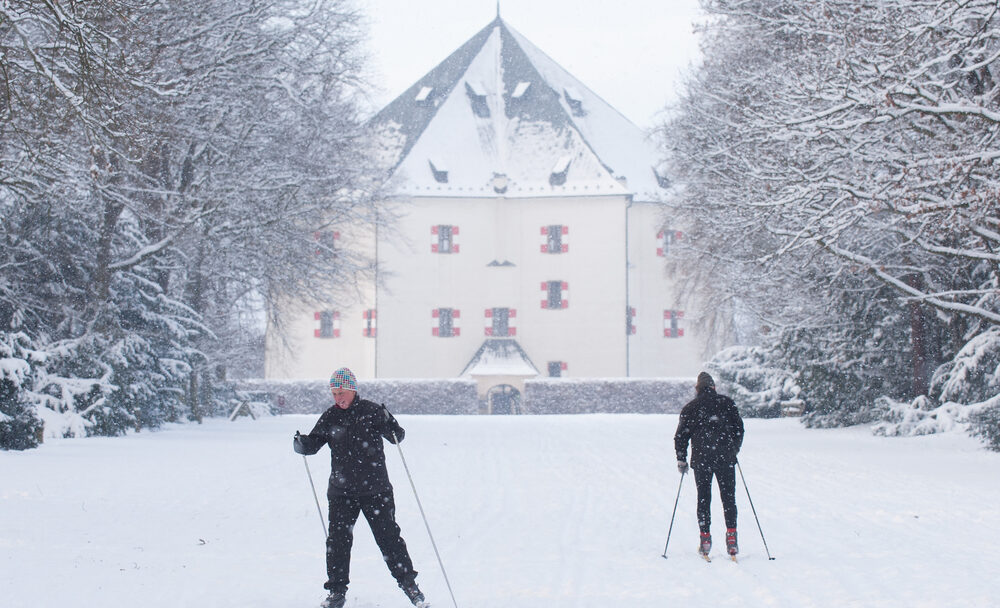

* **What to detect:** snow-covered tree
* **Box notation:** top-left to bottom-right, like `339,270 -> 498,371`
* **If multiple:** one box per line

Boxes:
0,0 -> 377,445
657,0 -> 1000,448
0,332 -> 42,450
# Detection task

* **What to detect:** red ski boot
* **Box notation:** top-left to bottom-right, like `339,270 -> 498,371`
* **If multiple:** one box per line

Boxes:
699,532 -> 712,556
726,528 -> 738,557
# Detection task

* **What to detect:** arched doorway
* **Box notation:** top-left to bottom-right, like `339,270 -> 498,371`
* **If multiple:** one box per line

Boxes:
487,384 -> 521,415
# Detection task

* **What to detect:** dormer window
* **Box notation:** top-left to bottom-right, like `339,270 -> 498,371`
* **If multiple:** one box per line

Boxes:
550,155 -> 571,186
492,173 -> 508,194
512,81 -> 531,99
428,157 -> 448,183
653,167 -> 671,189
415,86 -> 433,103
563,87 -> 584,116
465,81 -> 490,118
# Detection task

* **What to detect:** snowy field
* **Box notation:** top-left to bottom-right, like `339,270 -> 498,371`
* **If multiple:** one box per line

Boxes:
2,414 -> 996,608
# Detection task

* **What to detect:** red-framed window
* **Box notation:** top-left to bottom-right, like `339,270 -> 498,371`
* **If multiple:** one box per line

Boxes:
540,225 -> 569,253
314,311 -> 340,338
541,281 -> 569,309
663,310 -> 684,338
431,225 -> 459,253
314,230 -> 340,255
362,309 -> 377,338
484,308 -> 517,337
432,308 -> 461,337
547,361 -> 568,377
657,229 -> 682,256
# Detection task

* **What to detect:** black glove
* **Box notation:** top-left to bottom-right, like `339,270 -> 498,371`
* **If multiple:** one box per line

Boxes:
381,404 -> 404,443
677,460 -> 689,474
293,431 -> 306,454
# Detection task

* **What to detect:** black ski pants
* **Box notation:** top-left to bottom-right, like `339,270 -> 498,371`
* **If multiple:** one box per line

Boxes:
693,464 -> 737,533
324,491 -> 417,592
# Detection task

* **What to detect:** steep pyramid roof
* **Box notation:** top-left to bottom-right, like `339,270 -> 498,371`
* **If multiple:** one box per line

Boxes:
370,16 -> 668,201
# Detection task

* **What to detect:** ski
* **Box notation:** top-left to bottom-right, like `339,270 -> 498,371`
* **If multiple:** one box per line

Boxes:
729,555 -> 738,563
700,552 -> 712,563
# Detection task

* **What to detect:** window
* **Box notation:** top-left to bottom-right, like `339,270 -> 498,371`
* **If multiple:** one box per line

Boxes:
314,311 -> 340,338
626,307 -> 636,335
652,167 -> 671,189
549,155 -> 571,186
485,308 -> 516,337
362,309 -> 377,338
465,81 -> 490,118
415,86 -> 433,103
663,310 -> 684,338
491,173 -> 508,194
428,158 -> 448,183
657,229 -> 682,256
432,308 -> 460,337
541,281 -> 568,309
313,230 -> 340,255
547,361 -> 567,377
431,225 -> 459,253
563,87 -> 585,116
540,225 -> 569,253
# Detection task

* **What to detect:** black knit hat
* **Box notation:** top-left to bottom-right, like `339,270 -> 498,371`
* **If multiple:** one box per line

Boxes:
696,372 -> 715,391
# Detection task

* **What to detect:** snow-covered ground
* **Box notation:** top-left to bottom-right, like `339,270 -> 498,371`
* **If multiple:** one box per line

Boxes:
2,414 -> 996,608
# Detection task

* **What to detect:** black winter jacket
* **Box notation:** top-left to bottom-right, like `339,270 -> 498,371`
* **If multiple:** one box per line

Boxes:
297,396 -> 405,497
674,386 -> 744,470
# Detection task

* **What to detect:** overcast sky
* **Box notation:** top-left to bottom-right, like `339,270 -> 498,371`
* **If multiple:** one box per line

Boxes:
355,0 -> 704,130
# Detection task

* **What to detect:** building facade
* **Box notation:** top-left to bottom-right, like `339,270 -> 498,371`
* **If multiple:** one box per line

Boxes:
264,16 -> 710,404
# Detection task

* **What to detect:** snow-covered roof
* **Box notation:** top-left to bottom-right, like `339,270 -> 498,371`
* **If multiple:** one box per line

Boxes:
461,338 -> 539,378
370,16 -> 667,201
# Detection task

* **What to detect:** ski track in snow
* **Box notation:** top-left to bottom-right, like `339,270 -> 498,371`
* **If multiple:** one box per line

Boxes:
1,414 -> 996,608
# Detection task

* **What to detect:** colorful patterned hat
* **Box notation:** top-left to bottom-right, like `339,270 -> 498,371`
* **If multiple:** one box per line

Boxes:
329,367 -> 357,391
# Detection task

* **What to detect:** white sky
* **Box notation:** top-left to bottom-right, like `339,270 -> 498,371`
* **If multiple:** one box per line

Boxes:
355,0 -> 704,130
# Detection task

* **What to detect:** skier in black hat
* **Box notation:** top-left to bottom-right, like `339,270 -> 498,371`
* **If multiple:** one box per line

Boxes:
674,371 -> 744,558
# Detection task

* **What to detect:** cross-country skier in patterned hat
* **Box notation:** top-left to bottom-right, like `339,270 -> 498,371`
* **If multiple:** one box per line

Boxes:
294,367 -> 429,608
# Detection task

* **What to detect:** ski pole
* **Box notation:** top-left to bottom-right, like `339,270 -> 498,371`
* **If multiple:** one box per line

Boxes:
301,454 -> 328,539
661,469 -> 686,558
393,434 -> 460,608
737,461 -> 775,560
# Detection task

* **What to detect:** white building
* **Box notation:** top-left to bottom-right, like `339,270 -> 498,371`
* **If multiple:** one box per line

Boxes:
265,16 -> 711,405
